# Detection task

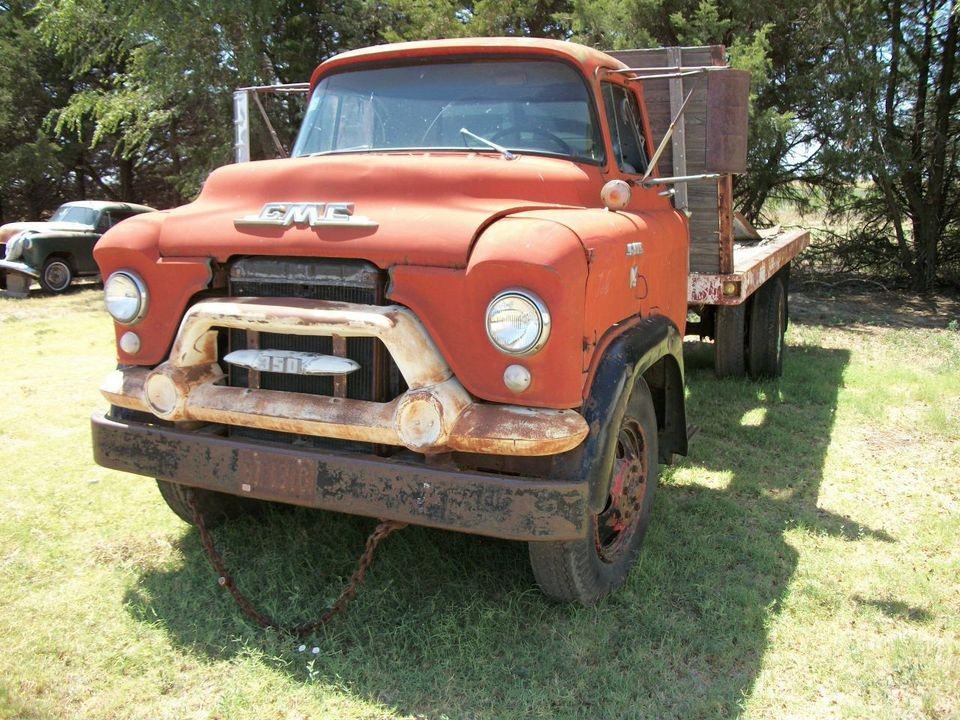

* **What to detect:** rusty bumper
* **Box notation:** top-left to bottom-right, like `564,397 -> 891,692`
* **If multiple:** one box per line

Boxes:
91,412 -> 590,542
103,298 -> 589,456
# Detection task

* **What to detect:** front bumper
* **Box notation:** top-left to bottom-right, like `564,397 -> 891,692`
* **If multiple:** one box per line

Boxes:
92,412 -> 590,541
0,259 -> 39,279
103,297 -> 589,456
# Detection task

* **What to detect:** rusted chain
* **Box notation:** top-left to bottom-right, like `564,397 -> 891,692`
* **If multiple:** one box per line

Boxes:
187,490 -> 406,636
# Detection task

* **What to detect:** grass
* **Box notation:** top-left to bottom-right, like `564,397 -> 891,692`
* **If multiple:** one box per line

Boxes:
1,284 -> 958,719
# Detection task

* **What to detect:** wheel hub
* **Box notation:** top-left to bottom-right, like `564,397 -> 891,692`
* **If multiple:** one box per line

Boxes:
595,421 -> 647,563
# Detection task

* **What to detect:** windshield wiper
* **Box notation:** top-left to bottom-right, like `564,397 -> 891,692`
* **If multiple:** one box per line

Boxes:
460,128 -> 517,161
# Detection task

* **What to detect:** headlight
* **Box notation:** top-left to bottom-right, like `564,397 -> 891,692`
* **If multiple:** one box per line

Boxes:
485,290 -> 551,355
104,271 -> 148,325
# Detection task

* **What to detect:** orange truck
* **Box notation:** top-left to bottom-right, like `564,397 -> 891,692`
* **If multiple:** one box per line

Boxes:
91,38 -> 808,605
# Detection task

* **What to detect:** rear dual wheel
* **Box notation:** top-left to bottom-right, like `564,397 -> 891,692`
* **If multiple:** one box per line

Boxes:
714,267 -> 790,379
528,379 -> 659,605
747,273 -> 787,378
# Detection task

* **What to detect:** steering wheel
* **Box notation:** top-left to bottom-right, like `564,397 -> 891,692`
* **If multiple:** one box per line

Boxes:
490,126 -> 573,154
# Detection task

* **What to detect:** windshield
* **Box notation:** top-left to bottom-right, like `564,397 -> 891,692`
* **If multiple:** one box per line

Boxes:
292,59 -> 603,163
49,206 -> 99,226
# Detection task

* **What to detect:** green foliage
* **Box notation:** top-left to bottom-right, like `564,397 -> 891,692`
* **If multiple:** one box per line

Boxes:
808,0 -> 960,290
0,0 -> 957,286
0,1 -> 72,219
670,0 -> 732,45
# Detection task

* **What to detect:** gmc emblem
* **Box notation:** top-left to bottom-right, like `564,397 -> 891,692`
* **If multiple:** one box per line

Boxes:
235,202 -> 378,228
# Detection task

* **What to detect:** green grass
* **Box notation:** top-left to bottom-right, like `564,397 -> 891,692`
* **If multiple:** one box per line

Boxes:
1,286 -> 958,719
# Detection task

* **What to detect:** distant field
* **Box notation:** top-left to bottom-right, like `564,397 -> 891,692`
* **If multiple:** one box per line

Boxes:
1,284 -> 958,720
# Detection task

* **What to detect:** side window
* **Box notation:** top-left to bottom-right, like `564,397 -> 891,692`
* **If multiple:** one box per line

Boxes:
602,83 -> 649,175
95,213 -> 112,233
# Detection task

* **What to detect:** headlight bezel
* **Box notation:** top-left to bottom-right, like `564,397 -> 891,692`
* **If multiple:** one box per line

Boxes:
485,289 -> 551,356
104,270 -> 149,325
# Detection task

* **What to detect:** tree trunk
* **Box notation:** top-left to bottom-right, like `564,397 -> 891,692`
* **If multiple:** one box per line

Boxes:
912,212 -> 941,290
120,157 -> 134,202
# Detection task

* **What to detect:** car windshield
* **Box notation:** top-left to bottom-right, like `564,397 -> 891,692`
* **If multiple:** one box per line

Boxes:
292,59 -> 603,163
49,206 -> 99,227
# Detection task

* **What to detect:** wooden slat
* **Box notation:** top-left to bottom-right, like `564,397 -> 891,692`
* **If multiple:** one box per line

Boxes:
717,175 -> 734,273
608,46 -> 728,273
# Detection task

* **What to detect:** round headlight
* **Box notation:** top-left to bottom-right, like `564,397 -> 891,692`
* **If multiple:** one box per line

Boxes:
485,290 -> 551,355
104,271 -> 148,325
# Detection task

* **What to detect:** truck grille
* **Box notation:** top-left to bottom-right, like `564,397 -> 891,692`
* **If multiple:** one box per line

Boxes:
224,257 -> 406,449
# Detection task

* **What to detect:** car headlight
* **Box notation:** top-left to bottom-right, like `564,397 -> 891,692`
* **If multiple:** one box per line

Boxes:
104,271 -> 148,325
485,290 -> 551,355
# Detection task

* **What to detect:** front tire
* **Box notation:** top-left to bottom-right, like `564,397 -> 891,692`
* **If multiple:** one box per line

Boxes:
40,258 -> 73,293
528,379 -> 659,605
156,480 -> 264,529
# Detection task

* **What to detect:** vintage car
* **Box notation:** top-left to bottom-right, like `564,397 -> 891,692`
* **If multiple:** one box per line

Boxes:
0,200 -> 155,294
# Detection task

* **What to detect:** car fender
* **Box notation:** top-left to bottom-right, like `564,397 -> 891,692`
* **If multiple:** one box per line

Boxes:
562,314 -> 687,512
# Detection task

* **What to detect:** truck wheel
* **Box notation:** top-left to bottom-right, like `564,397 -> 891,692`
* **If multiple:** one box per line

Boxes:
156,480 -> 262,529
39,258 -> 73,293
528,379 -> 659,605
714,304 -> 746,377
747,275 -> 787,379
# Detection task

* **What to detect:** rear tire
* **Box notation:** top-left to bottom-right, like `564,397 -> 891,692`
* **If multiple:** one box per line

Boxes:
747,275 -> 787,379
714,304 -> 746,377
528,379 -> 659,605
156,480 -> 264,529
39,257 -> 73,293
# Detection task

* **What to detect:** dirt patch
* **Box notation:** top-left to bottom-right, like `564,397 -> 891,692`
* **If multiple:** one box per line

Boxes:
791,281 -> 960,329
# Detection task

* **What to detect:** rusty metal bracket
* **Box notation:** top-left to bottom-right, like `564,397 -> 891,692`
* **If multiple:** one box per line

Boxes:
187,490 -> 406,635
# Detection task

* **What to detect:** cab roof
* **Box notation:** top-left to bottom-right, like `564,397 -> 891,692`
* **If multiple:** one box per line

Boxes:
310,37 -> 626,90
60,200 -> 156,213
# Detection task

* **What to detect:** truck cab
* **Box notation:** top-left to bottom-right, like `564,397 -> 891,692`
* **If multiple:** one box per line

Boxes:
91,38 -> 753,605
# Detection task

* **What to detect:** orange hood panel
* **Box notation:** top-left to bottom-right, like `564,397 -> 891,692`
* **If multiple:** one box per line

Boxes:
157,153 -> 606,267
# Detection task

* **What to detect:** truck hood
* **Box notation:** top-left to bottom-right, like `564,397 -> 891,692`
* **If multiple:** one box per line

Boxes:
158,153 -> 605,267
0,221 -> 92,244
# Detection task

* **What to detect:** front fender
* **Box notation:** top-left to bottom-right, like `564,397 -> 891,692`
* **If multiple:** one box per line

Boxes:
561,315 -> 687,512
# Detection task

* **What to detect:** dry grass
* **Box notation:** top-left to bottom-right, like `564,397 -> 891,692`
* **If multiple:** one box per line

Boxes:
1,284 -> 958,719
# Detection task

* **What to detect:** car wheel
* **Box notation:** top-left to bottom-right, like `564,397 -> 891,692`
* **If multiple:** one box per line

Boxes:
39,258 -> 73,293
528,378 -> 659,605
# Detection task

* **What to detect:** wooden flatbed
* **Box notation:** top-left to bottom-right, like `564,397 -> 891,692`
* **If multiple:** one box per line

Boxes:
611,46 -> 809,313
688,229 -> 810,306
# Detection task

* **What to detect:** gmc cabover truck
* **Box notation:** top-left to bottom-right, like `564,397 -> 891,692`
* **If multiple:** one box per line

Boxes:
91,38 -> 808,605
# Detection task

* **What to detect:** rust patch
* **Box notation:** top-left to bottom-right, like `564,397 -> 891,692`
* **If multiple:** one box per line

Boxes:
101,295 -> 589,457
92,413 -> 589,542
449,405 -> 588,456
687,229 -> 810,305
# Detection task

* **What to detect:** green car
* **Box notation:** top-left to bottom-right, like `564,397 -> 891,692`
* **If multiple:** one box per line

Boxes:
0,200 -> 155,295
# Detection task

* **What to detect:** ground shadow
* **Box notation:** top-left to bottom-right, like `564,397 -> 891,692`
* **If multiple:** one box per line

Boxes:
125,337 -> 873,718
790,285 -> 960,329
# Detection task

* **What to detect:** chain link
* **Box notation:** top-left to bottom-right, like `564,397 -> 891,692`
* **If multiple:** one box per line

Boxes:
187,490 -> 406,636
